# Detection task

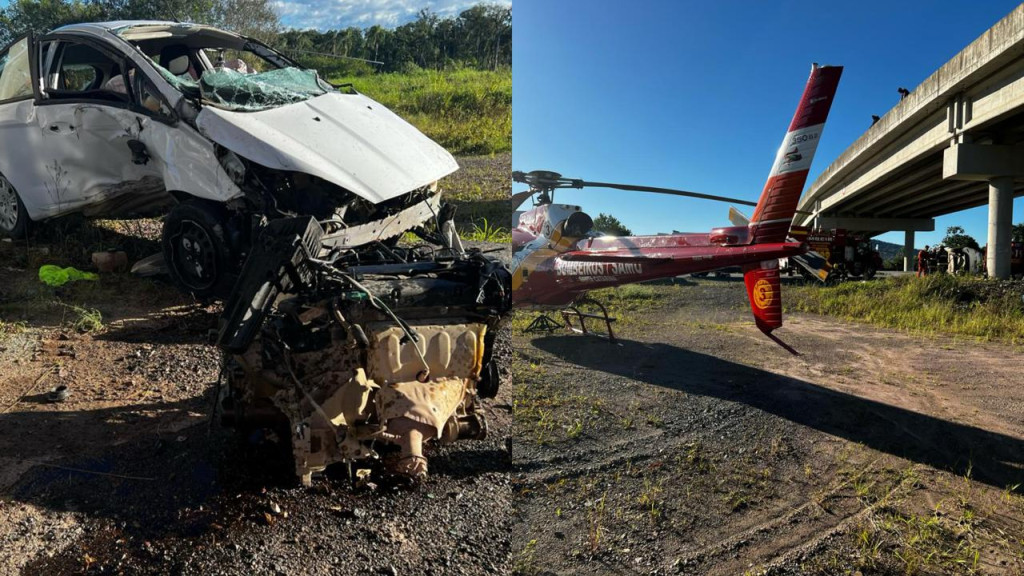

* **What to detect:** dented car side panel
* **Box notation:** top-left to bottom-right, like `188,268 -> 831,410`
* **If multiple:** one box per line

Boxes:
22,102 -> 240,220
0,26 -> 242,221
139,117 -> 243,202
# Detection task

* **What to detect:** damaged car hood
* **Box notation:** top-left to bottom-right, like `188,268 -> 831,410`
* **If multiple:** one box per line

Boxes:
195,91 -> 459,203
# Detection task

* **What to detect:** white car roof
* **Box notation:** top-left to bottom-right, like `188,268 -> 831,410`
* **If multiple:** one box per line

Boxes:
48,21 -> 246,48
52,21 -> 220,32
52,21 -> 173,32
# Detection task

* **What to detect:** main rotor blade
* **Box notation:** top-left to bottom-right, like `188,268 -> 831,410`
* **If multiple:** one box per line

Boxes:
573,180 -> 814,215
577,180 -> 759,208
514,170 -> 814,215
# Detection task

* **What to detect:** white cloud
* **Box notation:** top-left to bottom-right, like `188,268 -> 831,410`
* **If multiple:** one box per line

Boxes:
275,0 -> 511,31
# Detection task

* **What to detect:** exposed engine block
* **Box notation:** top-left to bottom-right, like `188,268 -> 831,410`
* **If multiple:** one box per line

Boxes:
216,215 -> 510,485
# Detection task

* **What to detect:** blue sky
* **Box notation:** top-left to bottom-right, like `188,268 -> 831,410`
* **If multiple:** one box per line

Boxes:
512,0 -> 1024,248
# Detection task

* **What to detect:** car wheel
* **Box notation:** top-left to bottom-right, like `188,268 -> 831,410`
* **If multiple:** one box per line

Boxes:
0,174 -> 29,239
162,201 -> 234,299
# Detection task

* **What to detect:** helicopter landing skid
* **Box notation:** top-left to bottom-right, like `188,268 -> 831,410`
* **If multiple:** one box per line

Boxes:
561,297 -> 618,344
524,314 -> 565,334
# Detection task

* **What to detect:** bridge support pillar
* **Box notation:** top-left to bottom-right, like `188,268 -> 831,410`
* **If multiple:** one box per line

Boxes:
987,176 -> 1014,279
903,230 -> 915,272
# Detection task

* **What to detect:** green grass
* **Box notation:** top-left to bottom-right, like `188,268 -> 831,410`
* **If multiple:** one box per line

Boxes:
330,68 -> 511,156
788,275 -> 1024,343
463,217 -> 511,243
584,284 -> 674,326
67,305 -> 103,333
508,283 -> 676,334
511,356 -> 607,445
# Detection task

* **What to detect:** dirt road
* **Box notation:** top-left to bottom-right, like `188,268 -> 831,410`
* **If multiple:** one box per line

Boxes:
511,279 -> 1024,575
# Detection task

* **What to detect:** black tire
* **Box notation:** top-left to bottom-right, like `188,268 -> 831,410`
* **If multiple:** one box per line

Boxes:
478,359 -> 500,399
162,200 -> 234,299
478,327 -> 510,399
0,173 -> 29,239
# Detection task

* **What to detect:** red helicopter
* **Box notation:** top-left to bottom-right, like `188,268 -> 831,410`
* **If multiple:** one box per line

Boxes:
510,64 -> 843,348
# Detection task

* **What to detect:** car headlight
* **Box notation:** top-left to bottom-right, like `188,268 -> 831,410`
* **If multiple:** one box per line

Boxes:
219,150 -> 247,186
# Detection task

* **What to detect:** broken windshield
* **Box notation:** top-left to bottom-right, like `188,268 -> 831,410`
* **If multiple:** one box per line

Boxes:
152,59 -> 333,111
200,67 -> 329,111
117,23 -> 331,111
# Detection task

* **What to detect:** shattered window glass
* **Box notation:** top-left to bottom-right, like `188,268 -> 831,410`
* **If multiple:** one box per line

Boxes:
0,38 -> 33,102
199,67 -> 329,112
154,63 -> 201,98
61,65 -> 98,91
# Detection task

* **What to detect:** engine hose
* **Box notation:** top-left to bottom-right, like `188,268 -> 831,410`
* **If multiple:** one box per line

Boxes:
338,272 -> 431,379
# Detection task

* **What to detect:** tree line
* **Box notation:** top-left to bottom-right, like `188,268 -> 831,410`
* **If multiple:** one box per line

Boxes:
0,0 -> 511,76
277,5 -> 511,75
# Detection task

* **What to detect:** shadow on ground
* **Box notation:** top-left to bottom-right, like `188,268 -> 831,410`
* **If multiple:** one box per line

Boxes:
532,335 -> 1024,489
95,306 -> 219,345
0,393 -> 289,539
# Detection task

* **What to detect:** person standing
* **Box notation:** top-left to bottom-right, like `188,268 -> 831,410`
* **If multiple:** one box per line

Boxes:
917,245 -> 929,277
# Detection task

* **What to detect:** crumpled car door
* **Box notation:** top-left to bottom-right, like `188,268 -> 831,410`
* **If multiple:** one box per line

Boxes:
0,34 -> 57,220
33,102 -> 161,214
31,37 -> 165,217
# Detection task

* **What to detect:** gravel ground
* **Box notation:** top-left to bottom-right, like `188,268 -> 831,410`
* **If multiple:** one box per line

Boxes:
1,219 -> 516,575
5,205 -> 1024,576
1,291 -> 515,576
511,278 -> 1024,575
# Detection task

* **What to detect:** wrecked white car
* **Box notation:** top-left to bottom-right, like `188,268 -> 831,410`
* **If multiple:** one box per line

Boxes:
0,22 -> 512,483
0,21 -> 457,296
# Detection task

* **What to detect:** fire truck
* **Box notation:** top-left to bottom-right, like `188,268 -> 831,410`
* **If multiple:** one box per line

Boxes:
783,227 -> 884,283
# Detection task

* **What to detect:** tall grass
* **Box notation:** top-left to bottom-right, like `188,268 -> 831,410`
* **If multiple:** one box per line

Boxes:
329,68 -> 511,156
788,275 -> 1024,343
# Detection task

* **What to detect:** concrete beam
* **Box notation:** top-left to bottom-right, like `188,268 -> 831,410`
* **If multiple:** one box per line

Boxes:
837,162 -> 940,214
909,184 -> 1024,219
943,143 -> 1024,181
877,180 -> 977,216
799,5 -> 1024,227
817,216 -> 935,232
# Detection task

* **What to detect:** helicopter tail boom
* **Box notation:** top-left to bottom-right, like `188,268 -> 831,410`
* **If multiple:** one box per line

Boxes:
750,64 -> 843,245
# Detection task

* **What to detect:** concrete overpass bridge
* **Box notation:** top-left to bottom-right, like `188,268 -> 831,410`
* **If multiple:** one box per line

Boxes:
795,4 -> 1024,277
